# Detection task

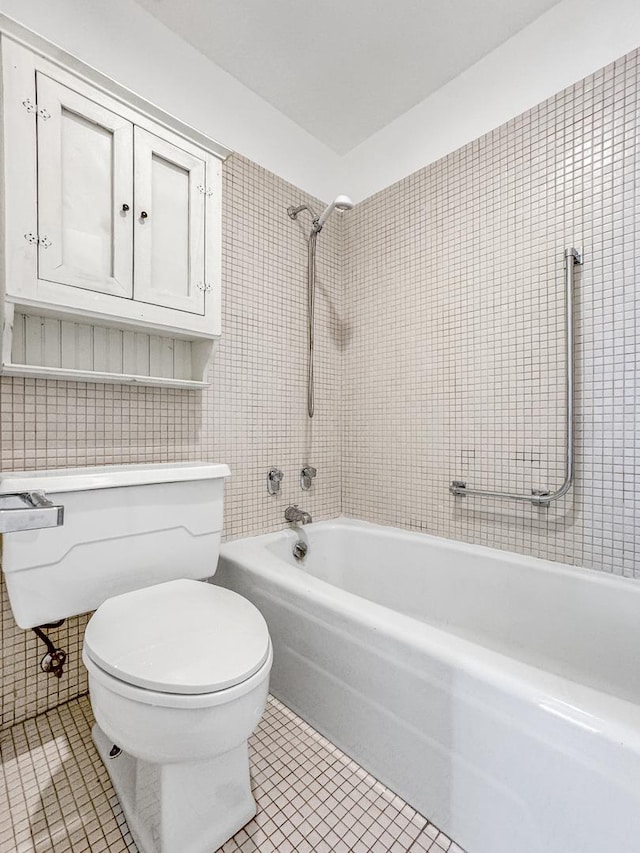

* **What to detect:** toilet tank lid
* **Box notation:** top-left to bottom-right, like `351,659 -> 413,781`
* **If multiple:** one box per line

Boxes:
0,462 -> 230,494
84,580 -> 270,694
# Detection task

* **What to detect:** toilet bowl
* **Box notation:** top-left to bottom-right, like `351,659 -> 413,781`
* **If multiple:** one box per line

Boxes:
82,578 -> 273,853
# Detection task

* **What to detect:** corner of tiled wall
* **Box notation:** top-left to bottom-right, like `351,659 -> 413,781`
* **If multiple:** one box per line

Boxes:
342,46 -> 640,579
0,152 -> 344,730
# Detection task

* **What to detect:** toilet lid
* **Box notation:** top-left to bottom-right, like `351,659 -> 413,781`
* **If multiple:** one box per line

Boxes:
83,579 -> 271,694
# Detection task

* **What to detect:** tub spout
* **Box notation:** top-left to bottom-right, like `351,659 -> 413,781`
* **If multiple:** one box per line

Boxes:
284,505 -> 312,525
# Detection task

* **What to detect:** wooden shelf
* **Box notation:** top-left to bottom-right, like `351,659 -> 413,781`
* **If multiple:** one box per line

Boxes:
0,362 -> 210,389
2,307 -> 215,389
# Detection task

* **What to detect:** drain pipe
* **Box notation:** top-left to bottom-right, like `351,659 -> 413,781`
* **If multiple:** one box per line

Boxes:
32,620 -> 67,678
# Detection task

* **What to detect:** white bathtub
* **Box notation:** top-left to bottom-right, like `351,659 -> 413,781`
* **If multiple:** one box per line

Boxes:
216,519 -> 640,853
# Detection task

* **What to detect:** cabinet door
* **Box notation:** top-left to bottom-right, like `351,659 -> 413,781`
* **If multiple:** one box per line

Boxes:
36,73 -> 134,298
133,127 -> 206,315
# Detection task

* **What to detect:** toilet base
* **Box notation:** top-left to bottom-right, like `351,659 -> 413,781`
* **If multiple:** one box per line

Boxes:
93,724 -> 257,853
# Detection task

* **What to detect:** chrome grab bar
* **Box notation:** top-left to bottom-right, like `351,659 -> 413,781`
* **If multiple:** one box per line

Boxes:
450,247 -> 582,506
0,491 -> 64,532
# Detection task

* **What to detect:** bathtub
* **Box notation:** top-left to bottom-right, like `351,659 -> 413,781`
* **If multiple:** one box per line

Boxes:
216,519 -> 640,853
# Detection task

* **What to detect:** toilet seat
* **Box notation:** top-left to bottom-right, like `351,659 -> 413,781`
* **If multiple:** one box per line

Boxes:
83,578 -> 270,695
82,642 -> 273,709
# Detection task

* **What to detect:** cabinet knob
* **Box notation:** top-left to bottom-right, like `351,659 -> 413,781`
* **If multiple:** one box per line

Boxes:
140,210 -> 148,219
121,203 -> 130,212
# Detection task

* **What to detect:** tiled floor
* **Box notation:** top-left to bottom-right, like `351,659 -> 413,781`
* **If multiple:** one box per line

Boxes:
0,695 -> 466,853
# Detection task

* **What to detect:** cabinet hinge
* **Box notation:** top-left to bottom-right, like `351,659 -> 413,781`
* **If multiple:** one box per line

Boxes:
197,184 -> 214,197
24,233 -> 52,248
196,281 -> 212,293
21,99 -> 51,121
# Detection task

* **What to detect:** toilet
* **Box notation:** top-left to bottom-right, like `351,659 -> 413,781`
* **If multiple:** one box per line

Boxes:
83,579 -> 272,853
0,463 -> 272,853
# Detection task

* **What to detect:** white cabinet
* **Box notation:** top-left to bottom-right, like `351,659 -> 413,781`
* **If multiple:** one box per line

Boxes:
133,127 -> 206,315
36,73 -> 134,299
0,35 -> 228,388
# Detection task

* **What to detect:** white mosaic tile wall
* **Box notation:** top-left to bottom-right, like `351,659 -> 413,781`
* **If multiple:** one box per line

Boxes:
0,154 -> 343,730
2,46 -> 639,734
343,48 -> 640,578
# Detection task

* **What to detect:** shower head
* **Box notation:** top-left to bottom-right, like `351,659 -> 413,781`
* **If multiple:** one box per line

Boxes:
314,194 -> 354,231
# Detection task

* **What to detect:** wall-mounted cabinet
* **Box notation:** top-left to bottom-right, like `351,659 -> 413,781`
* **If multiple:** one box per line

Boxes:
0,34 -> 230,388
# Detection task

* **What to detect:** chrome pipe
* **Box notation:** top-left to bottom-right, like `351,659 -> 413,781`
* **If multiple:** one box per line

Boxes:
450,247 -> 582,505
288,203 -> 318,221
307,230 -> 318,418
288,195 -> 353,418
287,202 -> 319,417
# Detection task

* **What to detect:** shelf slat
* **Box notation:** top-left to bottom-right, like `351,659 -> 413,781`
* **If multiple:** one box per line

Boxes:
0,361 -> 209,389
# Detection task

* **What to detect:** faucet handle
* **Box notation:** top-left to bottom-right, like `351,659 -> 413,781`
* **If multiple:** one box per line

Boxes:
267,468 -> 284,496
300,465 -> 317,491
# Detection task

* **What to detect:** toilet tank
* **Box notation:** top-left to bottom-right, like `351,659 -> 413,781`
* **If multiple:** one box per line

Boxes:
0,463 -> 230,628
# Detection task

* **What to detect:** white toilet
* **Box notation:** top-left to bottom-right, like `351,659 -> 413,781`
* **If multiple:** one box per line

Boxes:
0,463 -> 272,853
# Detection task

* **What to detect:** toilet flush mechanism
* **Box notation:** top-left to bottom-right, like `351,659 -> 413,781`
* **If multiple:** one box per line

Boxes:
0,490 -> 63,533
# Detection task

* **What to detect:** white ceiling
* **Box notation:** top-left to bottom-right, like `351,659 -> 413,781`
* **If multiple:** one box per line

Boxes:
132,0 -> 562,154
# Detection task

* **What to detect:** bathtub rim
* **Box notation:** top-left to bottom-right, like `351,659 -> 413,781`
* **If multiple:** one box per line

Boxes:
225,516 -> 640,593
